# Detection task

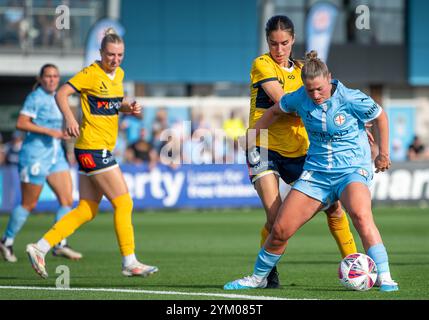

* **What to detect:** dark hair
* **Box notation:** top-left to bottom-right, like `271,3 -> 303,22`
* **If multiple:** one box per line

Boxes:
265,15 -> 295,38
101,27 -> 123,51
39,63 -> 58,77
301,50 -> 330,81
33,63 -> 59,90
265,15 -> 301,68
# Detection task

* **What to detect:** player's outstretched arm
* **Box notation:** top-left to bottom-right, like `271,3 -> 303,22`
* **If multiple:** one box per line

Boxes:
56,84 -> 80,138
242,103 -> 284,150
373,109 -> 390,173
16,114 -> 64,139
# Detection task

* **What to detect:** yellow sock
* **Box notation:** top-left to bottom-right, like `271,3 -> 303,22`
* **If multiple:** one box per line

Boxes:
112,193 -> 135,256
260,226 -> 270,248
43,199 -> 99,247
327,211 -> 357,258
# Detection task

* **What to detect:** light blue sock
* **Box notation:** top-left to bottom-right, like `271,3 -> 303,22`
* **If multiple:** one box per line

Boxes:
55,206 -> 72,222
253,248 -> 282,278
4,205 -> 30,241
367,243 -> 390,274
54,206 -> 72,247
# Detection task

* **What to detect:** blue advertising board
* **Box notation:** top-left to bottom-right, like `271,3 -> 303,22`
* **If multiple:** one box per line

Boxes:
0,164 -> 261,213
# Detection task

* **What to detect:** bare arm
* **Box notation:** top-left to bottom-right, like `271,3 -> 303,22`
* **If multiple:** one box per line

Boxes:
261,81 -> 287,104
240,103 -> 285,150
373,109 -> 390,172
259,81 -> 286,123
239,81 -> 287,150
56,84 -> 80,137
119,100 -> 141,115
254,103 -> 284,133
16,114 -> 64,139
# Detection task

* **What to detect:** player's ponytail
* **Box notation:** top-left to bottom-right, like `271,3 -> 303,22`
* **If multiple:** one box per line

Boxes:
33,63 -> 59,91
301,50 -> 330,81
101,27 -> 123,52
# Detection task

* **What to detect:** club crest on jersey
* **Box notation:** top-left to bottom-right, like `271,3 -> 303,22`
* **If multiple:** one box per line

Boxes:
334,113 -> 346,126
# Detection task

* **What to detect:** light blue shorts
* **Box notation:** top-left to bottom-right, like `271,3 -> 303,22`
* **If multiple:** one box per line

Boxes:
292,168 -> 372,207
18,154 -> 70,185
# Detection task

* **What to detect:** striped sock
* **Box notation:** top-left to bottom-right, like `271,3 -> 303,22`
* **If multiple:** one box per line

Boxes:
253,248 -> 282,279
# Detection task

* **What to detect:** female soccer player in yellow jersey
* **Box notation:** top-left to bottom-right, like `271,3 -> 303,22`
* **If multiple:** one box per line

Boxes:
26,28 -> 158,278
246,15 -> 356,288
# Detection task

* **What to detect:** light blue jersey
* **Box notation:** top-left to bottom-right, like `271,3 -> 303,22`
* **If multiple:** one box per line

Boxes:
279,79 -> 382,205
18,87 -> 69,185
279,79 -> 381,174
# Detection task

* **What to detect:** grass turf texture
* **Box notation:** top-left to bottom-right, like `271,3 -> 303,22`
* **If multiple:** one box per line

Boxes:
0,207 -> 428,300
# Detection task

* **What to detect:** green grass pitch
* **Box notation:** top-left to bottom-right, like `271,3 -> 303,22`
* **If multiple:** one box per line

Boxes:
0,207 -> 428,300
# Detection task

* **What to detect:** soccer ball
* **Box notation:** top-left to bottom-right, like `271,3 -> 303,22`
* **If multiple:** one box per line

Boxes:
338,253 -> 378,291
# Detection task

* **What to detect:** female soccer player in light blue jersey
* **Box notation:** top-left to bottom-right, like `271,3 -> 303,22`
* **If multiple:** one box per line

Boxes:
224,51 -> 398,292
0,64 -> 82,262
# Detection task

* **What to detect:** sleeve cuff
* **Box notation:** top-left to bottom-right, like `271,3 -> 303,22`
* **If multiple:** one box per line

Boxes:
20,110 -> 37,119
278,95 -> 289,113
252,77 -> 278,88
67,82 -> 80,93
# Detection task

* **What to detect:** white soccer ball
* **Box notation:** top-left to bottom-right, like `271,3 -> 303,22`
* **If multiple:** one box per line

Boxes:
338,253 -> 378,291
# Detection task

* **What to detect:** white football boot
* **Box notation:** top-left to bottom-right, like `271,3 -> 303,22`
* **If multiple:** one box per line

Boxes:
26,243 -> 48,279
224,275 -> 267,290
375,273 -> 399,292
52,245 -> 83,260
0,240 -> 17,263
122,261 -> 159,277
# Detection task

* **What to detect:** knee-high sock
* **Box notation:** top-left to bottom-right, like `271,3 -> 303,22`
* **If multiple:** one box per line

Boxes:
3,205 -> 30,243
367,243 -> 390,275
43,200 -> 99,248
55,206 -> 72,247
260,226 -> 270,248
327,211 -> 357,258
253,248 -> 282,279
112,193 -> 135,257
55,206 -> 72,222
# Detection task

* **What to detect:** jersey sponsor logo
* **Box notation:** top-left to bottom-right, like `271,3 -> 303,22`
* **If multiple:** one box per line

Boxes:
310,129 -> 349,142
334,113 -> 346,126
78,153 -> 96,169
287,75 -> 295,80
87,95 -> 122,116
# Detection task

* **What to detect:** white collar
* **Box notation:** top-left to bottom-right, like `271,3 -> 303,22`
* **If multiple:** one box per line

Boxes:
281,59 -> 295,72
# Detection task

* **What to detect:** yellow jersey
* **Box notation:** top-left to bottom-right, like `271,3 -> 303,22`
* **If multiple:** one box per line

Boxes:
67,62 -> 124,151
249,53 -> 309,157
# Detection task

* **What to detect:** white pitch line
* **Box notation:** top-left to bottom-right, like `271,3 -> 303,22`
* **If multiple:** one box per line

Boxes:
0,285 -> 302,300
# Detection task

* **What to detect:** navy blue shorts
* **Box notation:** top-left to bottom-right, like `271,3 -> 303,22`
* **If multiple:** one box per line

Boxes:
246,146 -> 306,184
74,148 -> 118,176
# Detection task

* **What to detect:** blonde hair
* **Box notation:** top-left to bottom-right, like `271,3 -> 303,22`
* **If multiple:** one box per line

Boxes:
101,27 -> 123,51
301,50 -> 329,81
